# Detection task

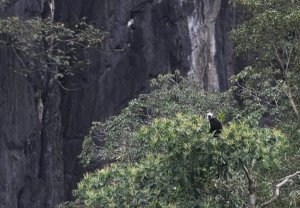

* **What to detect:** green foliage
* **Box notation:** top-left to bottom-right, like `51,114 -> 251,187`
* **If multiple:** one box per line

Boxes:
65,114 -> 285,208
230,0 -> 300,123
229,1 -> 300,207
76,73 -> 292,208
230,66 -> 289,122
80,73 -> 237,165
0,16 -> 104,79
231,0 -> 300,71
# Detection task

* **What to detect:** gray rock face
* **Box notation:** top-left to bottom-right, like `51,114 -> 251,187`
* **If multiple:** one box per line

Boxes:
186,0 -> 236,90
0,0 -> 236,207
0,47 -> 42,208
0,1 -> 63,208
0,33 -> 63,208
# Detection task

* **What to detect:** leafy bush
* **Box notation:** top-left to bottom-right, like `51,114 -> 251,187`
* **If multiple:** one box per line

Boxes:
80,73 -> 237,165
63,114 -> 285,208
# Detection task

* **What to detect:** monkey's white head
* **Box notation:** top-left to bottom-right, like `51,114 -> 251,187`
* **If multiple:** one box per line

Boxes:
207,112 -> 213,121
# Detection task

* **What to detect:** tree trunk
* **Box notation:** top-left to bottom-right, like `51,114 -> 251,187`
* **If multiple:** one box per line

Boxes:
287,86 -> 300,119
243,164 -> 256,208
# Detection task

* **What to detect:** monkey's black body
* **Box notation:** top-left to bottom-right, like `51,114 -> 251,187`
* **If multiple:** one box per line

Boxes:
209,117 -> 222,136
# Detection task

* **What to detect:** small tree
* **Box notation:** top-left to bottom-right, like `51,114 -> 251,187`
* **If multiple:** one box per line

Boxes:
0,16 -> 104,89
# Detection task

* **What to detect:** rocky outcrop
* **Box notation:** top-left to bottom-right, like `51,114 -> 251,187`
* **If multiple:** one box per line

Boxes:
186,0 -> 236,90
0,32 -> 63,208
0,0 -> 236,207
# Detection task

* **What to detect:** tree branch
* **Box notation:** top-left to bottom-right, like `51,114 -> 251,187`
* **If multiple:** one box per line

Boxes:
286,86 -> 300,119
261,171 -> 300,207
11,46 -> 29,72
271,42 -> 285,72
243,164 -> 252,182
243,163 -> 256,208
271,42 -> 299,119
55,79 -> 82,91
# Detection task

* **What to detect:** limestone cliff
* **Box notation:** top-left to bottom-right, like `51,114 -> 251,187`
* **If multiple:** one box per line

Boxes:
0,0 -> 236,207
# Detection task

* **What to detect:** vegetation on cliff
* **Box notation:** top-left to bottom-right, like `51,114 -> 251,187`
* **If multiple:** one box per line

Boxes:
1,0 -> 299,207
61,71 -> 297,208
0,15 -> 104,91
60,0 -> 300,207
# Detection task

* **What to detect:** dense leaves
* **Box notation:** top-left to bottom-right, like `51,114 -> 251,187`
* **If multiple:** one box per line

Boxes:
63,114 -> 285,208
80,73 -> 237,165
230,1 -> 300,206
72,68 -> 297,208
230,0 -> 300,121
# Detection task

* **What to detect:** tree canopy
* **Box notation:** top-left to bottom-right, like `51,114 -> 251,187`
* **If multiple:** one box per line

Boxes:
62,113 -> 286,208
231,0 -> 300,121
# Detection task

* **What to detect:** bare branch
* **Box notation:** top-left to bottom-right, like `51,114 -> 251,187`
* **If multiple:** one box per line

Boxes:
243,164 -> 256,208
57,39 -> 120,55
287,87 -> 300,119
271,42 -> 300,118
284,45 -> 293,71
271,42 -> 285,72
243,164 -> 252,182
11,46 -> 29,72
55,79 -> 82,91
261,171 -> 300,207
